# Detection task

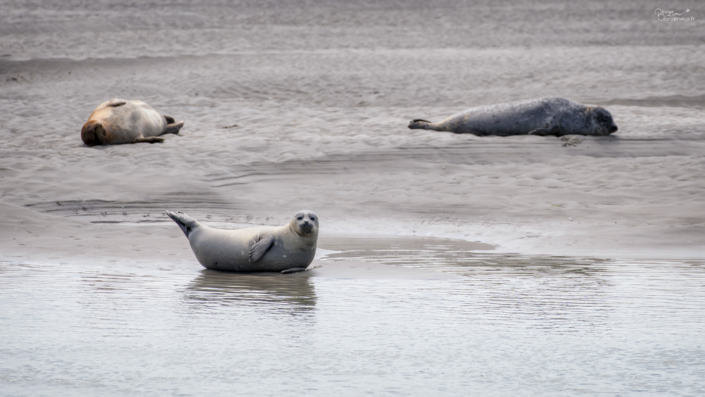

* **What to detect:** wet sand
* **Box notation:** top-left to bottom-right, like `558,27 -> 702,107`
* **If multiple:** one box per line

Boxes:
1,0 -> 704,395
1,2 -> 704,260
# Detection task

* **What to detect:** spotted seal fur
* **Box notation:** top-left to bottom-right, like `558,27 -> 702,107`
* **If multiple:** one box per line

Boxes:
409,97 -> 618,136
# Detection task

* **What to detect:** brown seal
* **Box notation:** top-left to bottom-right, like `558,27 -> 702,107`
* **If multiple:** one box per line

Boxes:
81,98 -> 184,146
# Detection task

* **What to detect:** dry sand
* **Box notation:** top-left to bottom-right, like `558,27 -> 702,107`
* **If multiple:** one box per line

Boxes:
1,0 -> 704,270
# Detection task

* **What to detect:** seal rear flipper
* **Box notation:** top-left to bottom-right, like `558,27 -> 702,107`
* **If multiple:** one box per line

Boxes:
249,234 -> 275,263
164,115 -> 176,124
163,121 -> 184,135
408,119 -> 432,130
166,210 -> 199,237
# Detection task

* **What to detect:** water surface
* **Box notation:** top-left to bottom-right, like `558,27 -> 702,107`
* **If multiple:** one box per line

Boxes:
2,237 -> 703,396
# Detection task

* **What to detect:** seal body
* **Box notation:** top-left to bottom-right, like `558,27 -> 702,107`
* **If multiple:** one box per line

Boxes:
166,210 -> 319,272
81,98 -> 184,146
408,97 -> 618,136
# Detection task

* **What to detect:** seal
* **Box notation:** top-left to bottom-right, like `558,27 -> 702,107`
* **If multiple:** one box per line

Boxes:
408,97 -> 618,136
81,98 -> 184,146
166,210 -> 319,273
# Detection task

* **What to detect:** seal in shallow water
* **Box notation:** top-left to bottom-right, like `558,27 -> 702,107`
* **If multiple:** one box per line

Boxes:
81,98 -> 184,146
408,97 -> 618,136
166,210 -> 319,273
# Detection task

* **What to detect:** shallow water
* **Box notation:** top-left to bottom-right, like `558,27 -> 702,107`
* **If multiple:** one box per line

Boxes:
1,237 -> 704,396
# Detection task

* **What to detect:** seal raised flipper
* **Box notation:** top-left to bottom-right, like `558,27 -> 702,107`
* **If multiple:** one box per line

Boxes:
163,121 -> 184,135
166,210 -> 200,237
250,234 -> 275,263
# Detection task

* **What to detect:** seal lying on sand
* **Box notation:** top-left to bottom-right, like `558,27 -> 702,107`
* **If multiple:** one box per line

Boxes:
408,97 -> 618,136
81,98 -> 184,146
166,210 -> 319,273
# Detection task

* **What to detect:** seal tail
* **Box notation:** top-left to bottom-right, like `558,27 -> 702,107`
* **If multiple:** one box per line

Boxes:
166,210 -> 198,237
408,119 -> 434,130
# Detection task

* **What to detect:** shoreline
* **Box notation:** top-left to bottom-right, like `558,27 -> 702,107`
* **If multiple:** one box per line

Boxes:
2,200 -> 702,276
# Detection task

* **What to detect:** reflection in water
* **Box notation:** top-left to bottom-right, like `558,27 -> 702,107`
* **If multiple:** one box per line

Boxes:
318,236 -> 705,334
321,239 -> 615,332
184,270 -> 316,312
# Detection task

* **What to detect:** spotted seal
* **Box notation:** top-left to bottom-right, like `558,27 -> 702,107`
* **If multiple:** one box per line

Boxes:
408,97 -> 618,136
81,98 -> 184,146
166,210 -> 319,273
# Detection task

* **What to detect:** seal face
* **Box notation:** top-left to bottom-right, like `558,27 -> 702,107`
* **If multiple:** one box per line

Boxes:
81,98 -> 185,146
166,210 -> 319,273
408,97 -> 618,137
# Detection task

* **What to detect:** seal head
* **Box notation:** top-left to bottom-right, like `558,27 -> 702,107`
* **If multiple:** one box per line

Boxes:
290,210 -> 319,237
81,120 -> 109,146
589,107 -> 619,136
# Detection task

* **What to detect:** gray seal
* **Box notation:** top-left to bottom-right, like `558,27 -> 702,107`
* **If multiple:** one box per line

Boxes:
81,98 -> 184,146
166,210 -> 319,273
408,97 -> 618,136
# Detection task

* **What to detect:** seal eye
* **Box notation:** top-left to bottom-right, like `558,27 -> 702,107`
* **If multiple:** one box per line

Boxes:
297,216 -> 304,221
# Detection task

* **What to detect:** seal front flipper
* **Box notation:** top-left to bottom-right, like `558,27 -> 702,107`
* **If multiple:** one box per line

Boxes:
249,234 -> 275,263
107,98 -> 127,107
281,267 -> 307,274
134,136 -> 165,144
528,128 -> 552,136
528,126 -> 564,137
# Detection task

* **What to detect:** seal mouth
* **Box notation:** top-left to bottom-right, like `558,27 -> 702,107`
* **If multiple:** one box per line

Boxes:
294,220 -> 319,237
298,222 -> 314,235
